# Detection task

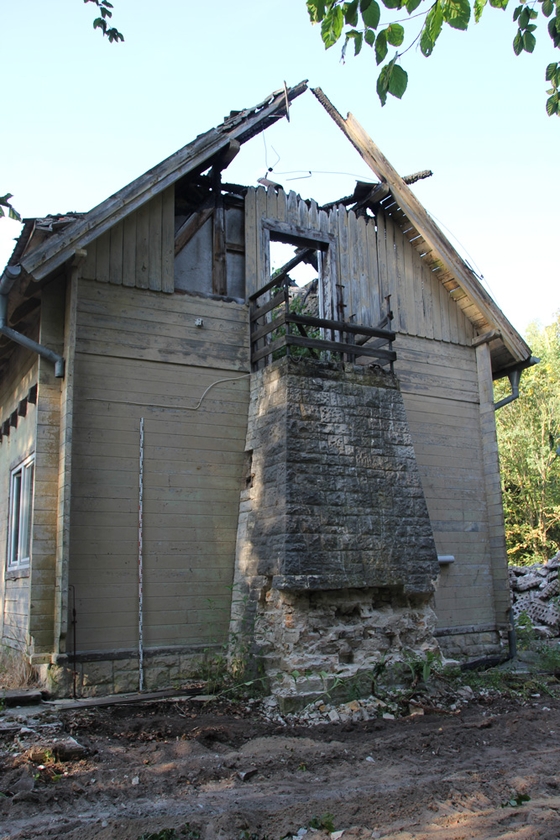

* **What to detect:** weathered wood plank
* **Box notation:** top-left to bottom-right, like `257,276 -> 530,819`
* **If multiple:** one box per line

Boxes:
161,186 -> 175,294
82,240 -> 97,281
122,212 -> 137,288
109,220 -> 123,286
96,231 -> 110,284
148,192 -> 163,292
135,201 -> 150,289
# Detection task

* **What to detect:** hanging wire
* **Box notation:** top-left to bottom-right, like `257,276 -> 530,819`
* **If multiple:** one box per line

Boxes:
423,206 -> 494,295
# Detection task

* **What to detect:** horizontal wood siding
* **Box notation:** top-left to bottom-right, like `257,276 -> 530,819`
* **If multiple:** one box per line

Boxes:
69,278 -> 250,652
75,279 -> 249,371
82,188 -> 175,294
395,333 -> 496,630
0,352 -> 37,650
28,279 -> 66,654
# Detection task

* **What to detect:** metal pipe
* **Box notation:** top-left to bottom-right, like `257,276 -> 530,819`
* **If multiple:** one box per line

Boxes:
0,324 -> 65,377
0,264 -> 21,295
494,356 -> 539,411
138,417 -> 145,692
508,607 -> 517,660
0,268 -> 65,378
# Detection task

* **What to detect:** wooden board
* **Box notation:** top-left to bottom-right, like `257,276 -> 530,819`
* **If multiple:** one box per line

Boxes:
68,349 -> 250,653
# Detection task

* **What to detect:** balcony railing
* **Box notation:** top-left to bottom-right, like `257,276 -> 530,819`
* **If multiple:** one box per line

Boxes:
249,275 -> 396,372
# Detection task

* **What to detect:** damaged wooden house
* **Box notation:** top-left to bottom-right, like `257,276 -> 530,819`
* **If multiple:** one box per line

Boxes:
0,82 -> 534,699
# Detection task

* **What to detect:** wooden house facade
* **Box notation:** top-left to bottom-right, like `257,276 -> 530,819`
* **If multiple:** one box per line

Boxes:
0,83 -> 533,696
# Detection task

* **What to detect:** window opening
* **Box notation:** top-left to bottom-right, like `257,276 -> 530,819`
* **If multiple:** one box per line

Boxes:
8,455 -> 34,569
249,227 -> 395,372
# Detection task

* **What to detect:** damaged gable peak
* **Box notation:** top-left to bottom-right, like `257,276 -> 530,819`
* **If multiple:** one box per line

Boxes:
13,81 -> 309,286
7,80 -> 530,379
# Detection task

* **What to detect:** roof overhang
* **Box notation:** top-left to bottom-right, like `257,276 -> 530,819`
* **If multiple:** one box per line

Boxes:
311,87 -> 531,376
17,81 -> 308,284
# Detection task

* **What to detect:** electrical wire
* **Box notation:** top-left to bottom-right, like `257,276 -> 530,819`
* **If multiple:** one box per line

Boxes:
85,373 -> 251,412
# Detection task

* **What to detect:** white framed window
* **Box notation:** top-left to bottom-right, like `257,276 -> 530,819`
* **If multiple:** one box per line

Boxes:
8,455 -> 34,569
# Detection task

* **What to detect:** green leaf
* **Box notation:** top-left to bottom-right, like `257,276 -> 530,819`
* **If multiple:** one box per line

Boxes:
542,0 -> 554,16
361,0 -> 381,27
474,0 -> 487,22
406,0 -> 423,10
344,0 -> 359,25
512,5 -> 523,20
307,0 -> 327,22
376,63 -> 392,106
441,0 -> 471,30
386,22 -> 405,44
546,61 -> 559,81
8,206 -> 22,222
375,28 -> 388,62
0,193 -> 14,205
360,0 -> 372,10
321,5 -> 344,47
523,30 -> 536,50
513,29 -> 523,53
519,7 -> 530,28
365,26 -> 376,44
383,0 -> 405,7
548,16 -> 560,48
546,92 -> 560,114
420,2 -> 444,55
488,0 -> 509,8
388,63 -> 408,98
345,28 -> 364,52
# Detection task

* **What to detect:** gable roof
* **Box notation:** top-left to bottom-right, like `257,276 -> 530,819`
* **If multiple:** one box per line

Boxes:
16,81 -> 308,284
311,87 -> 531,372
5,81 -> 530,375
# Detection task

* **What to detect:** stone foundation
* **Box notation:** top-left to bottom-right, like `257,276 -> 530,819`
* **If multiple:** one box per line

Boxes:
253,586 -> 440,708
435,628 -> 504,660
231,358 -> 441,700
37,645 -> 219,699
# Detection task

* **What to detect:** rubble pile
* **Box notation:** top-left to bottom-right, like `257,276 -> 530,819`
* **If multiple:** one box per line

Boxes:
258,683 -> 480,727
510,551 -> 560,637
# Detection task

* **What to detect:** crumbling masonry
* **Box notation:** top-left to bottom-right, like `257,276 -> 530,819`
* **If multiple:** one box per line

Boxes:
231,358 -> 441,703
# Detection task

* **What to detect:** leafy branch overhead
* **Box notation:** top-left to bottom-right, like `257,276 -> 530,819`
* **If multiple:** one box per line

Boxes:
0,195 -> 22,222
84,0 -> 124,43
307,0 -> 560,114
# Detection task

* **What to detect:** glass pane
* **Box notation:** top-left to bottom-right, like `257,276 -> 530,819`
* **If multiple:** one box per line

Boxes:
9,472 -> 22,565
21,462 -> 34,561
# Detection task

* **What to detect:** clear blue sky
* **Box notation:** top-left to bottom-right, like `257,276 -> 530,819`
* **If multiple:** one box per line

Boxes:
1,0 -> 558,336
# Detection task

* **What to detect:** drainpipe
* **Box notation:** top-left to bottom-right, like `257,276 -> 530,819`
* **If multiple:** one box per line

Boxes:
493,356 -> 539,411
0,264 -> 65,378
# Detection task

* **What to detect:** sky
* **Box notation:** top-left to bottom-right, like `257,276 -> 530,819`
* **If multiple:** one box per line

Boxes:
1,0 -> 558,337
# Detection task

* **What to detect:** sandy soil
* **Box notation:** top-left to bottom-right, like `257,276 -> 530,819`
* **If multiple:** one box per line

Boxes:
1,690 -> 560,840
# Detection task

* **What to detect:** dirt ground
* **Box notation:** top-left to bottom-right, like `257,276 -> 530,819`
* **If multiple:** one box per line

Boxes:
2,687 -> 560,840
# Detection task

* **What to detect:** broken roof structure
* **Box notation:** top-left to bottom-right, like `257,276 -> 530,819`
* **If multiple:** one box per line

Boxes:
0,82 -> 531,700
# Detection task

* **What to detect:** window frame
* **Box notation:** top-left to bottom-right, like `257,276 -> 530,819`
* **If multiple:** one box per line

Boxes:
7,454 -> 34,570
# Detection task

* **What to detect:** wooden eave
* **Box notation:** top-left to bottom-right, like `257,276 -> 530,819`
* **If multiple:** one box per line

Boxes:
311,87 -> 531,376
374,190 -> 528,374
17,81 -> 308,284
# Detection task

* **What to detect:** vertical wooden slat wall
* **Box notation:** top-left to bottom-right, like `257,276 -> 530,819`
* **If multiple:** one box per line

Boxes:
82,188 -> 175,294
246,187 -> 499,634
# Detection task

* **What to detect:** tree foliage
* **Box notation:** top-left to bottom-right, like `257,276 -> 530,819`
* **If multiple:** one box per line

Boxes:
84,0 -> 124,43
0,195 -> 21,223
496,315 -> 560,565
306,0 -> 560,115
